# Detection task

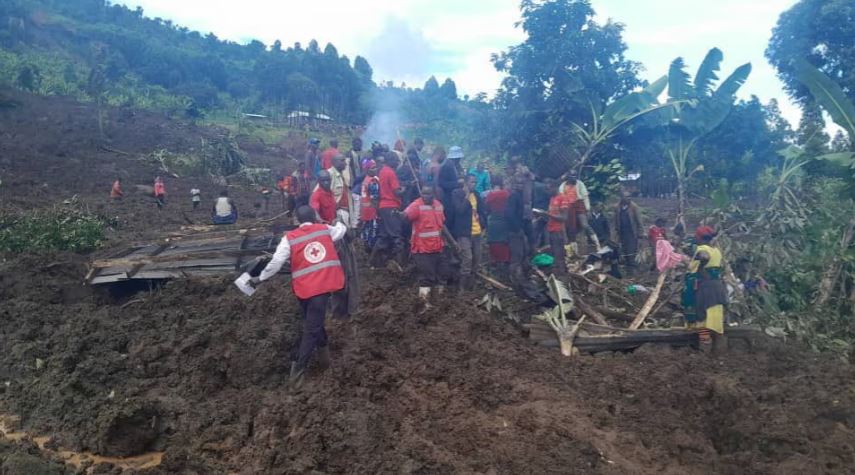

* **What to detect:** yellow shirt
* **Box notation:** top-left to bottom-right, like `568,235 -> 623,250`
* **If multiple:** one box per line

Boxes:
468,193 -> 482,236
689,244 -> 722,273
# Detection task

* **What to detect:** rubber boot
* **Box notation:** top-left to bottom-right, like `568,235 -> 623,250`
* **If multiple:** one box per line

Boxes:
418,286 -> 432,309
289,362 -> 305,389
462,275 -> 474,291
316,346 -> 331,371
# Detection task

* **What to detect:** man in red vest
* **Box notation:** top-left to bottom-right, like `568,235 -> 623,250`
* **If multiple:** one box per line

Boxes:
253,205 -> 347,387
402,184 -> 447,305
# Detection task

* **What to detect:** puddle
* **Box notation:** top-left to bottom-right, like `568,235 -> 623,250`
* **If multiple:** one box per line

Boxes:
0,414 -> 163,471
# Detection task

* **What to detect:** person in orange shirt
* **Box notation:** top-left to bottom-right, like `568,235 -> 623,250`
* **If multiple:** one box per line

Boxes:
402,184 -> 447,304
533,179 -> 569,276
110,178 -> 123,200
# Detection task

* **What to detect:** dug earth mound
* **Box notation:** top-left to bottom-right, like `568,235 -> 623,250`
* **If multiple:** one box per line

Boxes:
1,254 -> 854,474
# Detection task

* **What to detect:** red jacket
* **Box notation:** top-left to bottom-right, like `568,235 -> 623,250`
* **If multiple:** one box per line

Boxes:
320,147 -> 339,170
310,187 -> 337,223
404,198 -> 444,254
287,223 -> 345,299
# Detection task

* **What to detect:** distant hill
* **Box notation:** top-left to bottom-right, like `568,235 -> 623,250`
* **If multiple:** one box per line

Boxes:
0,0 -> 376,123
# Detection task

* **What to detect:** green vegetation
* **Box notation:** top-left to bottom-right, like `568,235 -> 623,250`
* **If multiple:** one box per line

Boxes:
0,208 -> 107,253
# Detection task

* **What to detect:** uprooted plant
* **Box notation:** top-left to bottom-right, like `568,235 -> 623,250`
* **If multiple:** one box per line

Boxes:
534,275 -> 587,356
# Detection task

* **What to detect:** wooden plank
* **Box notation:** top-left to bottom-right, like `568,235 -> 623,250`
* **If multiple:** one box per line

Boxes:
91,272 -> 129,284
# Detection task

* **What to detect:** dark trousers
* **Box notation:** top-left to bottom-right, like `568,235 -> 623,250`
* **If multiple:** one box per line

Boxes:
620,232 -> 638,267
331,236 -> 359,319
508,230 -> 528,286
532,218 -> 547,251
375,207 -> 405,259
292,293 -> 330,369
413,252 -> 448,287
549,231 -> 567,275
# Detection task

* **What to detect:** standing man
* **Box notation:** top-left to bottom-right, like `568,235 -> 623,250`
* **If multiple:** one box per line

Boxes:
560,171 -> 598,252
590,202 -> 611,245
374,152 -> 404,267
304,138 -> 321,181
320,139 -> 339,171
484,175 -> 511,276
327,155 -> 356,224
402,184 -> 447,305
253,205 -> 347,387
292,161 -> 312,209
326,155 -> 360,319
533,179 -> 570,276
435,146 -> 459,207
310,170 -> 337,224
397,147 -> 422,208
506,176 -> 529,289
153,176 -> 166,209
347,137 -> 363,183
615,192 -> 643,272
468,161 -> 491,196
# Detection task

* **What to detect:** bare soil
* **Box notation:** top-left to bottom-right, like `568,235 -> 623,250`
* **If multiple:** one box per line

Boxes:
1,90 -> 855,474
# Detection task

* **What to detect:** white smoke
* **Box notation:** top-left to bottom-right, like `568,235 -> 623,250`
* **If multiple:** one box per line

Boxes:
361,88 -> 403,146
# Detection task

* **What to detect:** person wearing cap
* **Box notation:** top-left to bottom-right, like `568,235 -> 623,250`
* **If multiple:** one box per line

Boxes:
252,205 -> 348,388
436,146 -> 462,210
683,226 -> 727,353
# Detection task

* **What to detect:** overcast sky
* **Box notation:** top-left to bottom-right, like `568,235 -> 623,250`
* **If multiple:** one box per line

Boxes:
116,0 -> 801,125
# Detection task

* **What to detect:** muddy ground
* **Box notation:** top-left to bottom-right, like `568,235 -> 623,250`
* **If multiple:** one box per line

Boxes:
1,90 -> 855,474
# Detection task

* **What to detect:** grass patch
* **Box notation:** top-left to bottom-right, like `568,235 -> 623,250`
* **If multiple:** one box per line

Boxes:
0,208 -> 107,253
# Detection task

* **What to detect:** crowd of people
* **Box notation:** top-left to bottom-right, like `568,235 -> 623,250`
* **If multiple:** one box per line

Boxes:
110,137 -> 729,386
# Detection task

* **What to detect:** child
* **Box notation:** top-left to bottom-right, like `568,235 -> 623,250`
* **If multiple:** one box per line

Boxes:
190,188 -> 201,210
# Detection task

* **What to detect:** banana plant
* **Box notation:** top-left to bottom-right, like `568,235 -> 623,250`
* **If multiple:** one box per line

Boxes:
794,60 -> 855,306
662,48 -> 752,231
794,60 -> 855,177
567,75 -> 678,173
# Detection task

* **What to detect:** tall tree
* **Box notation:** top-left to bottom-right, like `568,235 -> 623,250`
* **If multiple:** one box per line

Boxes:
767,0 -> 855,106
439,78 -> 457,100
492,0 -> 640,164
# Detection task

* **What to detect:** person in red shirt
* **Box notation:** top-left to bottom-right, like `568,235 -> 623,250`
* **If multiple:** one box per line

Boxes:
402,184 -> 447,304
533,179 -> 569,276
309,171 -> 337,223
373,152 -> 404,266
153,176 -> 166,209
253,205 -> 347,388
110,178 -> 123,200
320,139 -> 339,171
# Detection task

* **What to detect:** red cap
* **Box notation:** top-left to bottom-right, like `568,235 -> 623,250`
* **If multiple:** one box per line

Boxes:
695,225 -> 716,242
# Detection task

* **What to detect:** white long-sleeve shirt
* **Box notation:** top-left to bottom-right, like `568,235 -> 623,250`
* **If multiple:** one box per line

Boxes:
258,222 -> 347,282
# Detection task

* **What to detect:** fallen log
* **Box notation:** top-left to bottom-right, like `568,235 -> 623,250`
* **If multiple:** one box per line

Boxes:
575,296 -> 608,326
535,330 -> 699,353
478,272 -> 512,291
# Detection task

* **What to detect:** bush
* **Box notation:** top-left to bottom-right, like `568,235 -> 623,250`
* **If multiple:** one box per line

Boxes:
0,209 -> 106,253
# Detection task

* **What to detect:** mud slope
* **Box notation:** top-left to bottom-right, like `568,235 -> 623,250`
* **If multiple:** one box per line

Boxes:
1,253 -> 854,474
0,88 -> 301,242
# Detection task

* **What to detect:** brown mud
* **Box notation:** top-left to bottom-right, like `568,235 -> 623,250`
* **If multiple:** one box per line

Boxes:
1,90 -> 855,473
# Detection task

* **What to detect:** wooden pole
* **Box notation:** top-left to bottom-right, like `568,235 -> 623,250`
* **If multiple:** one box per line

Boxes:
629,270 -> 668,330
